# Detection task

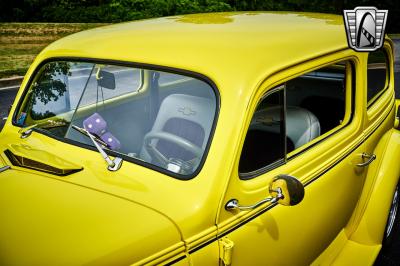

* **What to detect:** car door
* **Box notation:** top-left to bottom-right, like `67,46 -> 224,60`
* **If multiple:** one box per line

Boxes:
345,44 -> 397,242
217,54 -> 368,265
363,45 -> 395,160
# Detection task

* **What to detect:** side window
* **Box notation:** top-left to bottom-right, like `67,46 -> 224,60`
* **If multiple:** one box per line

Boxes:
286,62 -> 346,137
367,49 -> 388,105
239,87 -> 285,174
239,61 -> 350,178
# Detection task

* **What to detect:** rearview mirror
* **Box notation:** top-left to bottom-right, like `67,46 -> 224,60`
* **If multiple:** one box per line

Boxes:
269,175 -> 305,206
97,70 -> 116,90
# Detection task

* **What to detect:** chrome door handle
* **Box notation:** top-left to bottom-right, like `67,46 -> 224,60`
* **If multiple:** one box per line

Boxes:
357,153 -> 376,167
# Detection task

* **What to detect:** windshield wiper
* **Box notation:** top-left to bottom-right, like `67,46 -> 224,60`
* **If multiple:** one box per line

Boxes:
19,119 -> 68,138
71,125 -> 122,171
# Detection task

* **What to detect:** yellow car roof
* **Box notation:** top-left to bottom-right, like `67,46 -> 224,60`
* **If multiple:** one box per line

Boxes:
39,12 -> 347,94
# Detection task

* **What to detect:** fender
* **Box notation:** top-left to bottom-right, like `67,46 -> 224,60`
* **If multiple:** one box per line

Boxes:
348,128 -> 400,245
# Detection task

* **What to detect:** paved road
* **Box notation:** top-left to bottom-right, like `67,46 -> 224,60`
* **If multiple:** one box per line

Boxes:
0,88 -> 17,129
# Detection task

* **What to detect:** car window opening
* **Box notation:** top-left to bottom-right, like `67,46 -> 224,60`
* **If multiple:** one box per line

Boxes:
14,61 -> 217,178
239,61 -> 348,177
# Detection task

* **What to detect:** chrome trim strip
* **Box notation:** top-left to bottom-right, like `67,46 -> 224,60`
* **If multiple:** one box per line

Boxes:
0,165 -> 10,173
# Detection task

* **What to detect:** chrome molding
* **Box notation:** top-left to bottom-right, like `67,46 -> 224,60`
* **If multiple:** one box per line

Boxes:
0,165 -> 10,173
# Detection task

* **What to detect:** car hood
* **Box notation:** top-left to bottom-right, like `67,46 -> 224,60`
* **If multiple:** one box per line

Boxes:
0,167 -> 183,265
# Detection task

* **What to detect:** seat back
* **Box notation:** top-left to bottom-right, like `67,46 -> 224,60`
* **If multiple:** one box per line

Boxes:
250,106 -> 320,150
141,94 -> 215,161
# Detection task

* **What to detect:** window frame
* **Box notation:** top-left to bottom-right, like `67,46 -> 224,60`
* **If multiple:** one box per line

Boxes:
239,85 -> 287,179
12,57 -> 221,181
366,47 -> 390,108
239,58 -> 355,180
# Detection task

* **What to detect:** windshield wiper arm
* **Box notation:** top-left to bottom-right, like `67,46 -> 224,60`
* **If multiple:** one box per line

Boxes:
19,120 -> 68,138
71,125 -> 122,171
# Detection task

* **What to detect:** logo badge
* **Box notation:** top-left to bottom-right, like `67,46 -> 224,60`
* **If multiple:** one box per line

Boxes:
178,107 -> 196,116
343,6 -> 388,52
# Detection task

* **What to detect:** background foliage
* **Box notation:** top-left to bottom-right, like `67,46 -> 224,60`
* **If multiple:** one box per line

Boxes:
0,0 -> 399,32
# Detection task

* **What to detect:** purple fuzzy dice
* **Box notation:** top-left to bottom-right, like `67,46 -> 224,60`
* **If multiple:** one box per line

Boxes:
82,113 -> 121,151
83,113 -> 107,136
100,132 -> 121,150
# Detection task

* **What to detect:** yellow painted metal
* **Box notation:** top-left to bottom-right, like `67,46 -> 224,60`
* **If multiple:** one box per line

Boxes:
0,12 -> 398,265
6,143 -> 82,171
219,237 -> 234,266
217,50 -> 368,265
348,129 -> 400,245
312,229 -> 380,266
395,99 -> 400,128
0,168 -> 184,265
312,40 -> 397,264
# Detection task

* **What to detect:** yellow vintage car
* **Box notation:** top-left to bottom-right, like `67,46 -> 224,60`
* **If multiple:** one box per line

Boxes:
0,12 -> 399,265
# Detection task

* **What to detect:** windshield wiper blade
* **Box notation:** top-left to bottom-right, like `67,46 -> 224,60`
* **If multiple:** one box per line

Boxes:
19,120 -> 68,138
71,125 -> 122,171
71,125 -> 108,147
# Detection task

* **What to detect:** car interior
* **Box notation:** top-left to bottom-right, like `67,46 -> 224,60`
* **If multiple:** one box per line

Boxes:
239,63 -> 347,174
63,68 -> 217,176
16,61 -> 348,177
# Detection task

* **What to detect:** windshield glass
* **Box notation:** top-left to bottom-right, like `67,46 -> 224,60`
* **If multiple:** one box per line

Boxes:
15,60 -> 217,178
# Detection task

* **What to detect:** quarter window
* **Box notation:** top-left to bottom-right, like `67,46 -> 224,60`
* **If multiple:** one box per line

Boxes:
240,61 -> 350,178
367,49 -> 388,105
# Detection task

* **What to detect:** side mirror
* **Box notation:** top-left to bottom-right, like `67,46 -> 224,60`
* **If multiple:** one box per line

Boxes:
97,70 -> 116,90
225,174 -> 305,211
269,175 -> 305,206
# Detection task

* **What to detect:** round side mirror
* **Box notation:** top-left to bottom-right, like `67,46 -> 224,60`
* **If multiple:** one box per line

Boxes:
269,174 -> 305,206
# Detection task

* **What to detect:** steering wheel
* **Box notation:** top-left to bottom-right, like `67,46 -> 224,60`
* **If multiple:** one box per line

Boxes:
143,131 -> 203,168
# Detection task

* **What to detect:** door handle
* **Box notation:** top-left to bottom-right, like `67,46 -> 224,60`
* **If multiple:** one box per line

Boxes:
357,153 -> 376,167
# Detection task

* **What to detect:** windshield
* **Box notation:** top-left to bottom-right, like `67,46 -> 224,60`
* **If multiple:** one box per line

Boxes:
14,60 -> 217,178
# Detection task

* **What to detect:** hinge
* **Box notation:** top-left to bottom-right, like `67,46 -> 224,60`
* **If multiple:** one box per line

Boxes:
219,237 -> 234,266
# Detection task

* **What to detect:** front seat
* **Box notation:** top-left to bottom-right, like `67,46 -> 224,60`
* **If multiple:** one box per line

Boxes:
140,94 -> 215,169
250,106 -> 321,150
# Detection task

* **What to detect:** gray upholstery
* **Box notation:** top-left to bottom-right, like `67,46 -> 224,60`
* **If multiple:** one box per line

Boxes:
140,94 -> 215,162
250,106 -> 320,149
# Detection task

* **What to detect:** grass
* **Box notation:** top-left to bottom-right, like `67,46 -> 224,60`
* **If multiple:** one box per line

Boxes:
0,23 -> 398,79
0,23 -> 108,78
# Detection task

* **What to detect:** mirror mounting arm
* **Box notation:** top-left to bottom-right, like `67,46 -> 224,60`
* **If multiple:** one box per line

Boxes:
225,174 -> 305,212
225,188 -> 283,211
